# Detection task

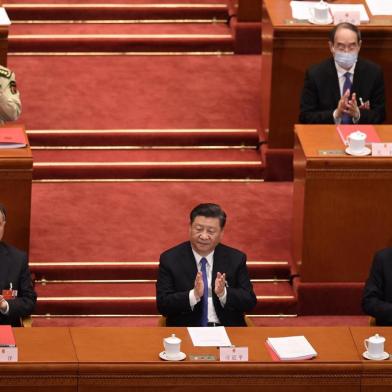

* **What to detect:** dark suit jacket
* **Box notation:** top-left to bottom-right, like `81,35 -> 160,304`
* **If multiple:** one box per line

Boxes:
156,241 -> 257,327
0,242 -> 37,327
300,57 -> 385,124
362,248 -> 392,326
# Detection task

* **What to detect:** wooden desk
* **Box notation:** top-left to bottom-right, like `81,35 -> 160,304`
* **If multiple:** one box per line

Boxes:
293,125 -> 392,283
71,326 -> 361,392
351,327 -> 392,392
262,0 -> 392,177
0,124 -> 32,252
9,327 -> 78,392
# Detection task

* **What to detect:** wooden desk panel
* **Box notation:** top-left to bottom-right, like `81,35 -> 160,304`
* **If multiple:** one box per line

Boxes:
351,327 -> 392,392
72,326 -> 361,392
262,0 -> 392,151
0,124 -> 32,252
0,328 -> 78,392
293,125 -> 392,282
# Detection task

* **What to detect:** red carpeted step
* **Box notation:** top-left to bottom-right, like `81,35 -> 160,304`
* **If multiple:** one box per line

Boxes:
27,129 -> 260,147
34,281 -> 297,315
8,22 -> 234,53
30,260 -> 291,281
31,148 -> 264,179
6,2 -> 229,20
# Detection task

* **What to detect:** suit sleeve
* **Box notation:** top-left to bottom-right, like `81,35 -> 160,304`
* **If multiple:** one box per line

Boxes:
362,251 -> 392,323
299,69 -> 335,124
156,255 -> 193,317
7,254 -> 37,323
359,67 -> 385,124
224,255 -> 257,313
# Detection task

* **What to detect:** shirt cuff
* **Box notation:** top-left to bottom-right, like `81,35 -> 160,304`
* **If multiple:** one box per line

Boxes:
218,287 -> 227,307
189,289 -> 200,310
0,300 -> 9,315
333,109 -> 342,124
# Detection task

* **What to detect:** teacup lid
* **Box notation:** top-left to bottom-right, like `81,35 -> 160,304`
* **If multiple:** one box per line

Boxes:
165,334 -> 181,344
349,131 -> 366,140
369,333 -> 385,343
316,0 -> 329,9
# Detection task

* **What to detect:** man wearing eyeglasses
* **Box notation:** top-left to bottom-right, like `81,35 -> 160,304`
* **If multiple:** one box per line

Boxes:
300,22 -> 385,124
0,203 -> 36,326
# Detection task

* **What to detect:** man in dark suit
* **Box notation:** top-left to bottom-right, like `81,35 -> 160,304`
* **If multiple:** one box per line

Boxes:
300,22 -> 385,124
0,203 -> 37,326
156,203 -> 257,327
362,248 -> 392,326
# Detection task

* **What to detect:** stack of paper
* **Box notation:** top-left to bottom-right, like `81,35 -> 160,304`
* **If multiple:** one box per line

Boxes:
366,0 -> 392,16
290,1 -> 369,22
266,335 -> 317,361
0,127 -> 27,149
188,326 -> 232,347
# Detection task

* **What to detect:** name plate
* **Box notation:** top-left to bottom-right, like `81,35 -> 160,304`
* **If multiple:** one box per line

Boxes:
0,347 -> 18,362
220,346 -> 248,362
332,10 -> 360,25
372,143 -> 392,157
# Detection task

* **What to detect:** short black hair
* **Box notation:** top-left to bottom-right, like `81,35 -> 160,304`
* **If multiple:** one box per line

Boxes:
0,203 -> 6,221
190,203 -> 226,229
329,22 -> 361,44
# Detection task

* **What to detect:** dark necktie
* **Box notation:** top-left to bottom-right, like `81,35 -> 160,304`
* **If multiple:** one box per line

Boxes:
200,257 -> 208,327
341,72 -> 352,124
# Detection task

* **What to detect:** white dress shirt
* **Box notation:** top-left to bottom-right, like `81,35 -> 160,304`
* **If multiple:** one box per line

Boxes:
189,248 -> 227,324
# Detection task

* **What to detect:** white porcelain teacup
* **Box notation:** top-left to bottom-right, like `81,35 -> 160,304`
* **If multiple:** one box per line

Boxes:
309,0 -> 330,22
347,131 -> 367,153
364,334 -> 385,359
163,334 -> 181,359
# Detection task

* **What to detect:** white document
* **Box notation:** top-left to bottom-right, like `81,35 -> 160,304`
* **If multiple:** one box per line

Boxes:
290,1 -> 369,22
188,326 -> 232,347
0,8 -> 11,26
266,335 -> 317,360
366,0 -> 392,15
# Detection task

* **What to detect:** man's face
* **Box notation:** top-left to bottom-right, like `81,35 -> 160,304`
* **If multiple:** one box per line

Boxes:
189,215 -> 224,256
0,214 -> 5,242
329,27 -> 361,56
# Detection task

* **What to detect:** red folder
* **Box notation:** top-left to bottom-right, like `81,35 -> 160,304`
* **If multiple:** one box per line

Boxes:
337,124 -> 380,146
0,325 -> 16,347
0,127 -> 27,148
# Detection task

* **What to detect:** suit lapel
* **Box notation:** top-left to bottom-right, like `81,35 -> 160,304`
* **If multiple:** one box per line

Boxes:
327,58 -> 341,103
212,244 -> 225,290
351,58 -> 363,96
183,242 -> 198,285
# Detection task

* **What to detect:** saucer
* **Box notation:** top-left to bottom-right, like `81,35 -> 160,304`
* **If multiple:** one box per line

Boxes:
345,146 -> 371,156
308,14 -> 333,25
159,351 -> 186,361
363,351 -> 390,361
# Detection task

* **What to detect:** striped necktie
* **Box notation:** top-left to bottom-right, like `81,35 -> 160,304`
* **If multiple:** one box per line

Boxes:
200,257 -> 208,326
342,72 -> 352,124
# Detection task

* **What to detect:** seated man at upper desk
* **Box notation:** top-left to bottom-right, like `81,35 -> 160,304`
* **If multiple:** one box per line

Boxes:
362,248 -> 392,326
156,203 -> 257,327
0,203 -> 36,326
0,65 -> 21,123
299,22 -> 385,125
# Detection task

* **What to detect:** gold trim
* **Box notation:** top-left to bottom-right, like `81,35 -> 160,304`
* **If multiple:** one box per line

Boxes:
31,145 -> 256,150
31,314 -> 161,318
5,4 -> 228,9
10,34 -> 232,39
256,296 -> 295,300
33,161 -> 261,167
27,128 -> 257,134
33,178 -> 264,183
13,19 -> 227,24
35,278 -> 289,284
30,260 -> 285,266
37,296 -> 156,301
9,51 -> 234,56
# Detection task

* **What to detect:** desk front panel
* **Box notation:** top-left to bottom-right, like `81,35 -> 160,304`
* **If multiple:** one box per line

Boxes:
72,326 -> 361,392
